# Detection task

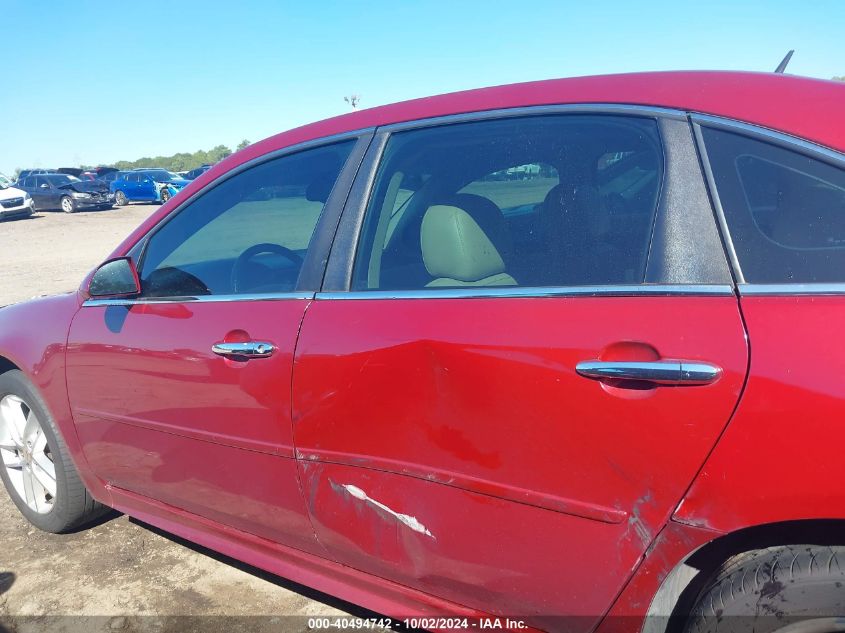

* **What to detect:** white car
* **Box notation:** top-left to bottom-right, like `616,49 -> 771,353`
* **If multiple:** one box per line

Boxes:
0,174 -> 34,221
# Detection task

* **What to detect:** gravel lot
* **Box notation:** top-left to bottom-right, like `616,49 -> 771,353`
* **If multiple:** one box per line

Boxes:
0,206 -> 354,632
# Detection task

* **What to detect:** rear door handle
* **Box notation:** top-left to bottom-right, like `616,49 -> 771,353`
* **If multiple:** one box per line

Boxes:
212,341 -> 275,359
575,360 -> 721,386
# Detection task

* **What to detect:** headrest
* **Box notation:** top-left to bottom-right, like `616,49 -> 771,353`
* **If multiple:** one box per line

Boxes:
540,183 -> 610,237
437,193 -> 512,257
421,205 -> 507,282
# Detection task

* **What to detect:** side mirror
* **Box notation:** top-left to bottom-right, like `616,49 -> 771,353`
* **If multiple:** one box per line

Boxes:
88,257 -> 141,298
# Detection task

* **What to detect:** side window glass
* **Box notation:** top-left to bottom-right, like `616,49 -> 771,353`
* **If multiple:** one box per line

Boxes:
139,140 -> 354,298
702,127 -> 845,283
353,115 -> 663,290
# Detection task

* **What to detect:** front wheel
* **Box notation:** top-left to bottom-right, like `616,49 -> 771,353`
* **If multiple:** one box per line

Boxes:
0,370 -> 106,533
684,545 -> 845,633
160,188 -> 171,203
60,196 -> 75,213
114,190 -> 127,206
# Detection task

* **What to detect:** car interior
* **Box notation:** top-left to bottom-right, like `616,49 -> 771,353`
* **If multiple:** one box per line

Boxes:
353,115 -> 664,291
137,142 -> 354,298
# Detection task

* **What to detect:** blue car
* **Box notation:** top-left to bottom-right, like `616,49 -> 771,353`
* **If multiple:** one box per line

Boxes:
110,169 -> 190,206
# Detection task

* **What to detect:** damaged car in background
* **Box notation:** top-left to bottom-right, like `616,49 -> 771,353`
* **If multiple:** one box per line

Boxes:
110,169 -> 189,206
14,173 -> 113,213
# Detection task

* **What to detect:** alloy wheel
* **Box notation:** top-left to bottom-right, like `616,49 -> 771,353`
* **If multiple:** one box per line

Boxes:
61,197 -> 74,213
0,394 -> 56,514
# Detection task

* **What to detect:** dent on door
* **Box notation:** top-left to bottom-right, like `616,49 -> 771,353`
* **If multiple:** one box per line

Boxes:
292,295 -> 748,627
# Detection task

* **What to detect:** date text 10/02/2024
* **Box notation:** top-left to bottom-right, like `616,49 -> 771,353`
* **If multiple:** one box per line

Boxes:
307,617 -> 529,630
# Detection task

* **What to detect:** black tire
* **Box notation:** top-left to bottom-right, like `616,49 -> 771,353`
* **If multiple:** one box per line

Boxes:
685,545 -> 845,633
60,196 -> 76,214
114,190 -> 127,206
0,370 -> 106,533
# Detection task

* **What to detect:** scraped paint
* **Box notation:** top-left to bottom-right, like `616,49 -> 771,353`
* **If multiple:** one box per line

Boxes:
341,484 -> 435,539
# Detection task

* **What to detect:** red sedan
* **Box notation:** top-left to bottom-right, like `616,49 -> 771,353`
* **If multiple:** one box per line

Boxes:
1,71 -> 845,631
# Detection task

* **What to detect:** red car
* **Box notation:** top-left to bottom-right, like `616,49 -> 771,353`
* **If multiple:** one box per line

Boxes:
1,71 -> 845,631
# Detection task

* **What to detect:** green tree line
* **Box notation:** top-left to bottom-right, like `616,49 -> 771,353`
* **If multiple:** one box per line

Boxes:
111,140 -> 250,172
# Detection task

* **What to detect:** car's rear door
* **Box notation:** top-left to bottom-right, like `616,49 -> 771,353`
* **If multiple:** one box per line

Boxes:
66,134 -> 369,553
292,110 -> 748,628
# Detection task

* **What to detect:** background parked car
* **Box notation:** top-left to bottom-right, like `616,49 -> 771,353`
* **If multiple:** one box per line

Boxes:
16,169 -> 53,182
184,164 -> 212,180
110,169 -> 189,205
16,173 -> 114,213
97,170 -> 124,185
57,168 -> 84,178
0,175 -> 34,221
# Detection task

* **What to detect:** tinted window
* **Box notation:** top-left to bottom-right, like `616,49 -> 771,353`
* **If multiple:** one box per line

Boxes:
139,140 -> 354,298
45,175 -> 74,186
353,115 -> 663,290
703,127 -> 845,283
143,170 -> 178,181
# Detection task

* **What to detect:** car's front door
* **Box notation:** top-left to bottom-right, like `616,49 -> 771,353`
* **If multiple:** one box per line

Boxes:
33,176 -> 58,210
66,138 -> 362,552
293,113 -> 748,627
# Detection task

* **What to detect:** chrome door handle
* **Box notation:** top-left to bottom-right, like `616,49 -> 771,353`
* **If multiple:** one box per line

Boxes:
211,341 -> 276,359
575,360 -> 721,386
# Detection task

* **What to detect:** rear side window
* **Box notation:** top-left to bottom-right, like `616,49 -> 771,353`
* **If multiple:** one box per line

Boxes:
703,127 -> 845,283
139,140 -> 354,297
353,115 -> 663,290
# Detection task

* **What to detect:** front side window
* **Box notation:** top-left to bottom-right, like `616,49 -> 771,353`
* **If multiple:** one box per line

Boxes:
139,140 -> 354,298
353,115 -> 663,290
703,127 -> 845,283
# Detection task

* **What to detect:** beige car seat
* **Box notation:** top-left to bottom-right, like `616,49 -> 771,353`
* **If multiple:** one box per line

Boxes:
420,205 -> 517,287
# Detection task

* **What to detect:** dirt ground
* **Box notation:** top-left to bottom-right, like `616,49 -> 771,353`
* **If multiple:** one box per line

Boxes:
0,206 -> 356,632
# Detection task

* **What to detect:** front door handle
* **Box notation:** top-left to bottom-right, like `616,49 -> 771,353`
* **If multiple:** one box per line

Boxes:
575,360 -> 721,386
211,341 -> 275,359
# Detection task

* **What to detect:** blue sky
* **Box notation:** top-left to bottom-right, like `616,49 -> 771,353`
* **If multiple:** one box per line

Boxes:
1,0 -> 842,176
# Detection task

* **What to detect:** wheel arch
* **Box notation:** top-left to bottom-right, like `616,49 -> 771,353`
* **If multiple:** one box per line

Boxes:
643,519 -> 845,631
0,353 -> 20,376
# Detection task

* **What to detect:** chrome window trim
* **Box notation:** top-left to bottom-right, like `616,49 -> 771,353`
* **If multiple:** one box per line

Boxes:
83,292 -> 315,307
316,285 -> 734,301
690,114 -> 845,167
377,103 -> 687,133
739,284 -> 845,296
151,128 -> 375,218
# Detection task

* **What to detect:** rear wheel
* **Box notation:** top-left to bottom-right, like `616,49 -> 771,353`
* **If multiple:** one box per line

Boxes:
684,545 -> 845,633
60,196 -> 75,213
114,190 -> 127,206
0,370 -> 106,533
